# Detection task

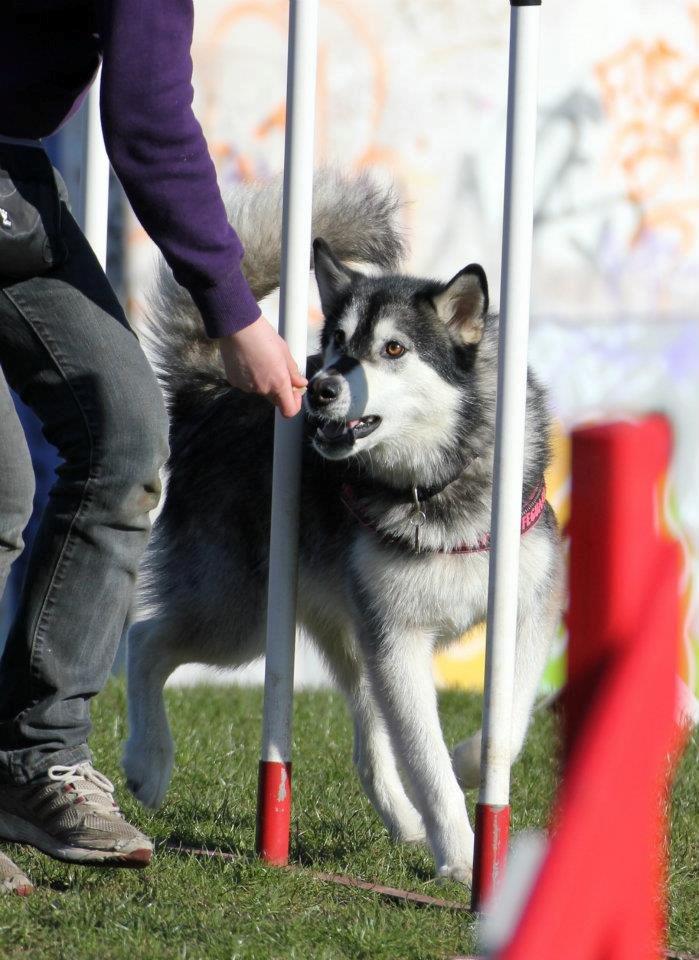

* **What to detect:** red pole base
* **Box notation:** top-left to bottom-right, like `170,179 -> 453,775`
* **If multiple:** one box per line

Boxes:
471,802 -> 510,911
255,760 -> 292,865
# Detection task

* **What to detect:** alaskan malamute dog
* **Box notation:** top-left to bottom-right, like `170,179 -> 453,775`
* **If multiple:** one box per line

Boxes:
123,171 -> 564,882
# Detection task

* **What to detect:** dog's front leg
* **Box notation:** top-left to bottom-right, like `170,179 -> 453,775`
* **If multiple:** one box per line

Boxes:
351,678 -> 426,843
361,626 -> 473,882
315,629 -> 426,842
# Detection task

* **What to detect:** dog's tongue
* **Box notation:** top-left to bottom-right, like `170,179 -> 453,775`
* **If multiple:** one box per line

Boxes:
346,420 -> 360,429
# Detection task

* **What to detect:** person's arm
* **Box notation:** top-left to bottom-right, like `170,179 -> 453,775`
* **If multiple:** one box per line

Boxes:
99,0 -> 306,414
100,0 -> 258,339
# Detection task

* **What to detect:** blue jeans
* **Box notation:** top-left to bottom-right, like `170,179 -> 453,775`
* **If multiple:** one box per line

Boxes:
0,145 -> 169,784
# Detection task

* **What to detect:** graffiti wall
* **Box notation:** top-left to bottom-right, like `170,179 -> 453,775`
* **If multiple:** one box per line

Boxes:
122,0 -> 699,715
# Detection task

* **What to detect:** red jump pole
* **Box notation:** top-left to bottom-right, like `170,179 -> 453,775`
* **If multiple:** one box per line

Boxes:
492,415 -> 682,960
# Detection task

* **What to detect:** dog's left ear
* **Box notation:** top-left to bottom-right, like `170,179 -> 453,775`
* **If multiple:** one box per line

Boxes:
431,264 -> 489,344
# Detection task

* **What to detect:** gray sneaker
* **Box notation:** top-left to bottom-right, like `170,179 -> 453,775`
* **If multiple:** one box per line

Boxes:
0,762 -> 153,867
0,851 -> 33,895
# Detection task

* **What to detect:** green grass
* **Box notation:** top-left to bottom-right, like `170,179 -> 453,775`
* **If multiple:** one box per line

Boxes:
0,682 -> 696,960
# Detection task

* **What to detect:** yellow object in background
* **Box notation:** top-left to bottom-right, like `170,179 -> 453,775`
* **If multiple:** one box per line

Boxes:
432,425 -> 571,691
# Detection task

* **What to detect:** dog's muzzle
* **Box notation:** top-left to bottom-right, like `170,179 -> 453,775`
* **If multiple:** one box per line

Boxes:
307,366 -> 381,451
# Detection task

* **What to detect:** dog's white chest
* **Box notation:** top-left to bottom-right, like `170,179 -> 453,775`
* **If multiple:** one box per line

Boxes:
353,535 -> 490,640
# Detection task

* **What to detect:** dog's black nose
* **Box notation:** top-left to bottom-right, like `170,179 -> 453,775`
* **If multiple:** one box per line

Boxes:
309,374 -> 343,407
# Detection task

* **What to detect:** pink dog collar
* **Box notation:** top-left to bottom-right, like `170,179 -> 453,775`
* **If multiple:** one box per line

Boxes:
445,479 -> 547,554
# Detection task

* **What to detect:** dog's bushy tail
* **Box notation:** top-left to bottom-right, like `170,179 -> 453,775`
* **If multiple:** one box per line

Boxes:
144,169 -> 405,417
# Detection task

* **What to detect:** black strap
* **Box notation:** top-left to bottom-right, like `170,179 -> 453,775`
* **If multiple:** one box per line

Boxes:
344,458 -> 474,506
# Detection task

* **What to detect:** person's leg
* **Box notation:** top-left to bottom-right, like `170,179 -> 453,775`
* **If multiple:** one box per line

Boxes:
0,207 -> 169,791
0,372 -> 38,890
0,374 -> 36,610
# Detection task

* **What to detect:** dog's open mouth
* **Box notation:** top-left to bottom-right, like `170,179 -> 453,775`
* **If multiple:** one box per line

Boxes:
315,416 -> 381,446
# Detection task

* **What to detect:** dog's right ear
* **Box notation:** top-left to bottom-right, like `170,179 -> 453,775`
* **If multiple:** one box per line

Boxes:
313,238 -> 353,316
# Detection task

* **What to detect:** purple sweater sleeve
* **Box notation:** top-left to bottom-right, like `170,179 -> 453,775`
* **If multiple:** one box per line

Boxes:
99,0 -> 261,339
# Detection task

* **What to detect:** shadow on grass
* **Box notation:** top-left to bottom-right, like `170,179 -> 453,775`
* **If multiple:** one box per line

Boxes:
292,832 -> 436,884
162,833 -> 250,860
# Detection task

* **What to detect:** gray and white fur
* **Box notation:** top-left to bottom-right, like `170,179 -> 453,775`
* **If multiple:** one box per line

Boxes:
124,169 -> 564,883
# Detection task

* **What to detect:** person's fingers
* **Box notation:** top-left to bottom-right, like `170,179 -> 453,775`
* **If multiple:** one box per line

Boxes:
282,342 -> 307,383
277,390 -> 301,418
283,350 -> 307,396
270,375 -> 301,418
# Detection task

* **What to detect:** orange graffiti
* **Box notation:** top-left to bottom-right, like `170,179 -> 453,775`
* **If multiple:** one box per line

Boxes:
595,25 -> 699,251
193,0 -> 407,216
254,102 -> 286,141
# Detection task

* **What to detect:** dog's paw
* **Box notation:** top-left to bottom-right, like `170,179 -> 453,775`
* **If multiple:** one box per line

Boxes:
122,738 -> 174,810
452,731 -> 482,790
436,863 -> 473,885
432,822 -> 474,885
391,820 -> 427,846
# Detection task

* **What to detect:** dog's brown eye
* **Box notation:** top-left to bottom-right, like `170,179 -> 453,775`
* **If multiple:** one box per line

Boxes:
385,340 -> 406,358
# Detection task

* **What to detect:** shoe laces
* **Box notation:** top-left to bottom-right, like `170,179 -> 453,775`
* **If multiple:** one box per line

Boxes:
47,762 -> 122,815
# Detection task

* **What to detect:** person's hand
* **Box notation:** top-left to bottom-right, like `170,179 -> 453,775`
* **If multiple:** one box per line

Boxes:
218,316 -> 307,418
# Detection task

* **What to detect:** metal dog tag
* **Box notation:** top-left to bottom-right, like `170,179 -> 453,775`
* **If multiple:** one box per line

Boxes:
410,487 -> 427,553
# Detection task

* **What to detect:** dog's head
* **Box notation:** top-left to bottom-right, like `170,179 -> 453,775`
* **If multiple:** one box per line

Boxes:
306,238 -> 491,489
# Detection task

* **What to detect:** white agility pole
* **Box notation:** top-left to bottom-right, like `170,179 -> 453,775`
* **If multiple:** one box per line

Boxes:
256,0 -> 319,865
83,64 -> 110,271
472,0 -> 541,910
